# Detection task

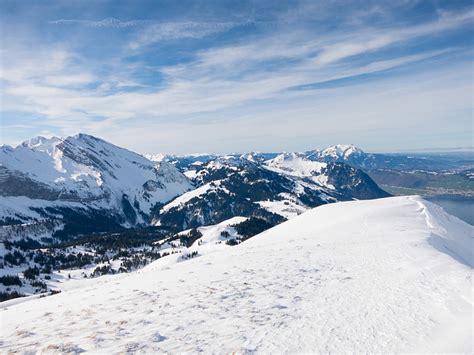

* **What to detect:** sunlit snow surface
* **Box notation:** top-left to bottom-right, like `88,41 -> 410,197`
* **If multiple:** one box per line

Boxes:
0,134 -> 192,221
1,196 -> 472,353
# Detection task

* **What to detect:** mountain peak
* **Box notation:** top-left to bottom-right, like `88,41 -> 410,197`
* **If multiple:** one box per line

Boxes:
145,153 -> 167,162
70,133 -> 107,144
21,136 -> 62,152
272,152 -> 304,161
319,144 -> 364,159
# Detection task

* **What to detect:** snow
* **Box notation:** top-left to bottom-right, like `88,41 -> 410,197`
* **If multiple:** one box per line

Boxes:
159,180 -> 227,214
0,196 -> 84,222
148,216 -> 249,270
265,152 -> 327,177
192,216 -> 247,249
1,196 -> 472,353
1,137 -> 99,197
0,134 -> 192,220
264,153 -> 335,190
319,144 -> 364,160
159,183 -> 213,213
257,199 -> 307,219
183,169 -> 198,179
144,153 -> 167,162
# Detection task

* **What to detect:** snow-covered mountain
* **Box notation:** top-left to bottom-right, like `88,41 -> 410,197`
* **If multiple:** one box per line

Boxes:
0,134 -> 192,231
309,143 -> 364,161
305,143 -> 467,171
264,151 -> 385,199
154,153 -> 389,229
2,196 -> 472,353
0,135 -> 392,241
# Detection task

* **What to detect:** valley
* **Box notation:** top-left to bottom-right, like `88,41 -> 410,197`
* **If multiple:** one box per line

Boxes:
0,135 -> 472,302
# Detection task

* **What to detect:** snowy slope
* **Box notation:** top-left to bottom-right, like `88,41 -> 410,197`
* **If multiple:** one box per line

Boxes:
265,152 -> 327,177
307,144 -> 364,161
156,154 -> 389,228
148,216 -> 248,268
1,196 -> 472,353
321,143 -> 364,160
0,134 -> 192,228
264,152 -> 332,188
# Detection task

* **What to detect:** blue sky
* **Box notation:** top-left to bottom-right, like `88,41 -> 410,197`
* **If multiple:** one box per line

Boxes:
0,0 -> 472,154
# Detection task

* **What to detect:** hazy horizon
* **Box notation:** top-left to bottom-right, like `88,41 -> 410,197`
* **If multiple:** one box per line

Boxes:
4,131 -> 473,157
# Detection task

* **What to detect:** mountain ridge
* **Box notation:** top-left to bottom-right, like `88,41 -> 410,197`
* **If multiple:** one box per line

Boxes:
0,134 -> 389,239
2,196 -> 472,353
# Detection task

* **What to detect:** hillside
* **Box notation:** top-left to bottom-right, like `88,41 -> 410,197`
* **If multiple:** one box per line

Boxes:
1,196 -> 472,353
0,134 -> 192,230
155,153 -> 389,229
1,136 -> 390,242
0,135 -> 390,301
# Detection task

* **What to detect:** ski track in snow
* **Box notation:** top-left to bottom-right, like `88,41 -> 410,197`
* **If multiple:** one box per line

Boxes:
0,196 -> 472,353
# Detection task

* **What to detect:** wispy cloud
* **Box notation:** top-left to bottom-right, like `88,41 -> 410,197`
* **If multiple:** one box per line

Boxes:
129,20 -> 260,49
2,1 -> 473,152
49,18 -> 151,28
4,10 -> 471,119
50,17 -> 262,48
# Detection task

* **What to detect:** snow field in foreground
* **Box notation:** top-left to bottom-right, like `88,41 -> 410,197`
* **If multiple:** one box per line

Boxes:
0,196 -> 472,353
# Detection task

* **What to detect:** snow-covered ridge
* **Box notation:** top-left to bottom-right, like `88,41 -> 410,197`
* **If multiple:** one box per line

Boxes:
263,153 -> 334,192
154,151 -> 388,228
321,144 -> 364,158
1,135 -> 389,238
265,152 -> 327,176
144,153 -> 167,162
146,216 -> 248,269
307,143 -> 364,161
0,133 -> 192,225
2,196 -> 472,353
159,180 -> 228,214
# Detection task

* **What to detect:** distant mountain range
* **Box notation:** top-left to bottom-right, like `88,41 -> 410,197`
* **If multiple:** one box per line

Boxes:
1,135 -> 472,306
158,143 -> 473,172
156,143 -> 474,199
306,144 -> 474,171
1,135 -> 390,240
154,152 -> 388,230
2,135 -> 472,241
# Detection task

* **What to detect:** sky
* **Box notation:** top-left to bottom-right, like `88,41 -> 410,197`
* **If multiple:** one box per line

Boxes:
0,0 -> 472,154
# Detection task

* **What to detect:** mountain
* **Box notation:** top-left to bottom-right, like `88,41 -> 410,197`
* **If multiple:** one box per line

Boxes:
306,144 -> 472,171
0,134 -> 192,236
163,152 -> 280,171
308,143 -> 364,161
2,196 -> 471,353
154,153 -> 389,229
0,135 -> 390,241
264,152 -> 387,199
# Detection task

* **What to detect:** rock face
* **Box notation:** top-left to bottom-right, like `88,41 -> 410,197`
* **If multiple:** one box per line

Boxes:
154,153 -> 390,229
0,135 -> 390,239
0,134 -> 192,234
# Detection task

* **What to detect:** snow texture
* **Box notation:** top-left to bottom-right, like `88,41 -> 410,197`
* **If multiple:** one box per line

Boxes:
0,134 -> 192,223
1,196 -> 472,353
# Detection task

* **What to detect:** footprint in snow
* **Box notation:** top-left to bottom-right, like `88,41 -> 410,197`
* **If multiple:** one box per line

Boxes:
41,343 -> 85,353
15,330 -> 35,338
152,332 -> 167,342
